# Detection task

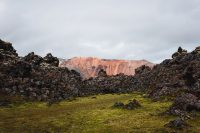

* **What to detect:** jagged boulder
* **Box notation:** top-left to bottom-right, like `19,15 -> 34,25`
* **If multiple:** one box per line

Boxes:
183,65 -> 196,86
172,47 -> 187,59
135,65 -> 151,75
124,99 -> 141,110
0,99 -> 11,107
23,52 -> 43,67
193,46 -> 200,54
167,93 -> 200,117
0,39 -> 17,54
113,102 -> 124,108
98,69 -> 107,77
43,53 -> 59,67
0,39 -> 18,60
23,52 -> 59,68
113,99 -> 141,110
165,118 -> 190,129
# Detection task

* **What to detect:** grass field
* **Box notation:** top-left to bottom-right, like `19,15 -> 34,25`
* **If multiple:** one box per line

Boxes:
0,93 -> 200,133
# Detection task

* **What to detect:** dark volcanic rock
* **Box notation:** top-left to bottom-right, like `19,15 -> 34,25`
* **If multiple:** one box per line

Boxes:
124,99 -> 141,110
124,46 -> 200,117
113,99 -> 141,110
0,100 -> 11,107
0,39 -> 17,55
0,39 -> 82,102
98,69 -> 107,77
172,47 -> 187,59
23,52 -> 59,67
132,46 -> 200,99
82,74 -> 136,95
165,118 -> 190,129
168,93 -> 200,116
23,52 -> 43,67
1,39 -> 137,103
9,60 -> 32,77
0,39 -> 18,60
43,53 -> 59,67
135,65 -> 151,75
113,102 -> 124,108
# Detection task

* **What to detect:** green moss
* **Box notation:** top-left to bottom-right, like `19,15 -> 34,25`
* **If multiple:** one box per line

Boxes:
0,93 -> 199,133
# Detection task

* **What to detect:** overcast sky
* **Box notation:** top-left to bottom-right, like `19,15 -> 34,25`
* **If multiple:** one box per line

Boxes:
0,0 -> 200,63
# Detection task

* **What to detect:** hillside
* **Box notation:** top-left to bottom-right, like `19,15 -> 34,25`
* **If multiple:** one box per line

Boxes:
59,57 -> 154,79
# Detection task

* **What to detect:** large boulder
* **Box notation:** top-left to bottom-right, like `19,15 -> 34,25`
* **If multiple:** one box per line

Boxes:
0,39 -> 18,60
172,47 -> 187,59
165,118 -> 190,129
168,93 -> 200,117
97,69 -> 107,77
112,99 -> 141,110
23,52 -> 59,68
23,52 -> 43,67
135,65 -> 151,75
124,99 -> 141,110
0,39 -> 17,54
43,53 -> 59,67
193,46 -> 200,54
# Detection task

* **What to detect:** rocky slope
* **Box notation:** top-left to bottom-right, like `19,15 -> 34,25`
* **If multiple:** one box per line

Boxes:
0,39 -> 82,103
132,46 -> 200,118
133,47 -> 200,98
59,57 -> 154,79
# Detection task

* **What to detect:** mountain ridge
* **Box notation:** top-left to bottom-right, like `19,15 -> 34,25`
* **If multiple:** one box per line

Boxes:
59,56 -> 154,79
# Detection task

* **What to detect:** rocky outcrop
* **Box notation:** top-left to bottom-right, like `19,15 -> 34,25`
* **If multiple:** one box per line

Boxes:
43,53 -> 59,67
166,93 -> 200,118
97,69 -> 107,77
131,46 -> 200,117
0,39 -> 18,60
0,39 -> 82,103
23,52 -> 59,67
59,57 -> 154,79
165,118 -> 191,129
81,74 -> 136,95
131,46 -> 200,99
172,47 -> 187,59
113,99 -> 141,110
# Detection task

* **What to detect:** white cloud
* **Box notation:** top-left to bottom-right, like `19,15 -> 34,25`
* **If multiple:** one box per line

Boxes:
0,0 -> 200,63
0,1 -> 6,14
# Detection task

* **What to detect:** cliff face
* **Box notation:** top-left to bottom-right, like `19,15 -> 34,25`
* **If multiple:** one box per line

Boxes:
59,57 -> 154,78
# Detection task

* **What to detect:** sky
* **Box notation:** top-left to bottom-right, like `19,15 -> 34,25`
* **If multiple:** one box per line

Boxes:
0,0 -> 200,63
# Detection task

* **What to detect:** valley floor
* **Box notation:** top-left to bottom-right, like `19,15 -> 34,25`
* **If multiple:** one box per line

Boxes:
0,93 -> 200,133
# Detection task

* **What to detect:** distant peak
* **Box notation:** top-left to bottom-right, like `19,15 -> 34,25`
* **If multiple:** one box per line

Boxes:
60,57 -> 154,79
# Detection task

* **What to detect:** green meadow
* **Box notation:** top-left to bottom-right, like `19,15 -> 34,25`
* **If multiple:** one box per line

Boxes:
0,93 -> 200,133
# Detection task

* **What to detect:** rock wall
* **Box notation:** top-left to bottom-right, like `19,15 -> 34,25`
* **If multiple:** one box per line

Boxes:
0,39 -> 82,102
133,47 -> 200,100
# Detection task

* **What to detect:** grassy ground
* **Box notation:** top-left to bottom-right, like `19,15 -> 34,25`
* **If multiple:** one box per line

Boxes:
0,93 -> 199,133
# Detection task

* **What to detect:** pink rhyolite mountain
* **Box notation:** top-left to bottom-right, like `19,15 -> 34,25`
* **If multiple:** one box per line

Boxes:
59,57 -> 154,79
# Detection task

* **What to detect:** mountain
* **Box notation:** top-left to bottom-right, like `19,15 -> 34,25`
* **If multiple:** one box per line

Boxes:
59,57 -> 154,79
